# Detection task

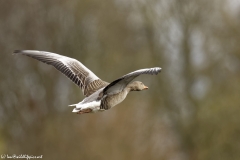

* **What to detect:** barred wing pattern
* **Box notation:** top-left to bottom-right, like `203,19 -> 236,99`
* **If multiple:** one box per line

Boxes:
103,67 -> 161,95
14,50 -> 109,97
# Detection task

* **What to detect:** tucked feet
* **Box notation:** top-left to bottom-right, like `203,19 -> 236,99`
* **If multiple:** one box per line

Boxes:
77,108 -> 93,114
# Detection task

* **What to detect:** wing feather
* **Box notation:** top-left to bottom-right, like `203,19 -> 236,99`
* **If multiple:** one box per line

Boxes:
14,50 -> 109,97
103,67 -> 161,95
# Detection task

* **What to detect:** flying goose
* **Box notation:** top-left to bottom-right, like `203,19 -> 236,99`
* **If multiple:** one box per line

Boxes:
14,50 -> 161,114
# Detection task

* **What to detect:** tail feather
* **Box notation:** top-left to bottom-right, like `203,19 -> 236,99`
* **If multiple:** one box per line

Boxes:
68,104 -> 77,107
72,108 -> 81,112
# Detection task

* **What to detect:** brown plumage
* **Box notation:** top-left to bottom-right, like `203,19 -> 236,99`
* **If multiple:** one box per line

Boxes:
14,50 -> 161,114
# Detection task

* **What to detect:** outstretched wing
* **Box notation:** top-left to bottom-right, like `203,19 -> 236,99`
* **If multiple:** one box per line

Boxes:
103,67 -> 161,95
14,50 -> 109,97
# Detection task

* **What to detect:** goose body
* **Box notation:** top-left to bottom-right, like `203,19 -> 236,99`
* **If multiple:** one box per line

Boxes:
14,50 -> 161,114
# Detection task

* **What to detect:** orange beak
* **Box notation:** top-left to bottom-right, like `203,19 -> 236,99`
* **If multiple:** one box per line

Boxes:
143,85 -> 149,90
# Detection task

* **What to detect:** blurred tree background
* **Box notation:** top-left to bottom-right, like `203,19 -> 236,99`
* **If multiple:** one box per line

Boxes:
0,0 -> 240,160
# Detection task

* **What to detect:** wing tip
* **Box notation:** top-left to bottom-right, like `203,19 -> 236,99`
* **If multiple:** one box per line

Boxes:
13,50 -> 23,54
13,50 -> 41,54
154,67 -> 162,74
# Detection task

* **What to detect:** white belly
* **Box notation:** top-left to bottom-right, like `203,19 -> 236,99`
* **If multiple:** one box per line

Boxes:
72,101 -> 101,113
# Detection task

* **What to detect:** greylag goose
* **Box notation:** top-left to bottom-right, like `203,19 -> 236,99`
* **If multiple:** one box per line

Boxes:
14,50 -> 161,114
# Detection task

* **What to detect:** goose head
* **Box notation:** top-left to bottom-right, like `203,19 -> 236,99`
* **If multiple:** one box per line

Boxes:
128,81 -> 148,91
